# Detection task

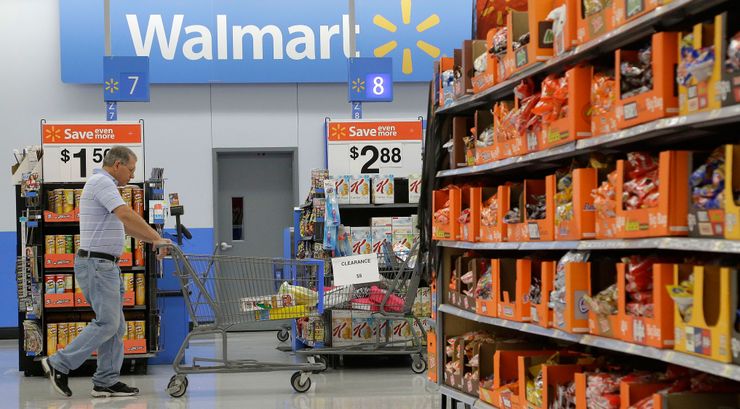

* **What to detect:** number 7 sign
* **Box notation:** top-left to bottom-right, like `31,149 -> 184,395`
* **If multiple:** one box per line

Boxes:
103,57 -> 150,102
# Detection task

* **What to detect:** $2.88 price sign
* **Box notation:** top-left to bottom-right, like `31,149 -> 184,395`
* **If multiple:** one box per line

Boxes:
41,123 -> 144,183
349,144 -> 402,173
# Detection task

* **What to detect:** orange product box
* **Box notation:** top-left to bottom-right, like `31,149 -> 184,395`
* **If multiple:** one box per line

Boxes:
555,168 -> 597,241
472,30 -> 499,94
518,354 -> 591,409
43,208 -> 80,223
45,292 -> 74,309
616,32 -> 679,129
552,0 -> 580,56
459,41 -> 480,97
524,176 -> 556,242
438,57 -> 455,107
118,252 -> 133,267
553,262 -> 590,334
478,341 -> 541,405
45,253 -> 75,269
672,264 -> 738,364
724,145 -> 740,240
678,15 -> 724,115
450,117 -> 473,170
459,186 -> 479,242
447,255 -> 474,311
474,108 -> 498,166
452,48 -> 467,99
617,262 -> 676,348
576,0 -> 616,45
617,380 -> 671,409
486,350 -> 556,408
476,258 -> 497,318
591,64 -> 619,138
461,339 -> 497,396
587,262 -> 620,339
530,261 -> 556,328
432,186 -> 461,241
428,330 -> 437,383
539,65 -> 593,150
505,1 -> 555,77
614,0 -> 667,27
123,338 -> 147,354
687,149 -> 728,239
498,98 -> 532,160
594,169 -> 619,239
494,259 -> 531,322
478,187 -> 508,243
615,150 -> 689,238
505,183 -> 527,242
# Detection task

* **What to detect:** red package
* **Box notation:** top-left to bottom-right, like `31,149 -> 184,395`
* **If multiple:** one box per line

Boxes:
459,208 -> 472,224
532,74 -> 568,124
625,256 -> 657,291
630,290 -> 653,303
626,302 -> 654,317
626,152 -> 658,179
368,286 -> 404,312
514,78 -> 535,100
593,394 -> 621,409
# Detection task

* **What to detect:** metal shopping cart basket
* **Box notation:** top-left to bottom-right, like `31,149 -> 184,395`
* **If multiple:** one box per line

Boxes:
295,240 -> 428,374
163,244 -> 326,397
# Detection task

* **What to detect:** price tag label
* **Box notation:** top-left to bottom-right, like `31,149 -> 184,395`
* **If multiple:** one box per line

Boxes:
331,254 -> 380,286
41,123 -> 144,183
327,119 -> 422,178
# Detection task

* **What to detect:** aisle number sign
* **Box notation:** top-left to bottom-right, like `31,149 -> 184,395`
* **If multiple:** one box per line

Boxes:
103,56 -> 150,102
326,119 -> 422,177
348,57 -> 393,102
41,123 -> 145,183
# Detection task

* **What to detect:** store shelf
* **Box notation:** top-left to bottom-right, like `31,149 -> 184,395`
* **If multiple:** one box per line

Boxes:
44,305 -> 147,313
33,352 -> 155,362
435,0 -> 729,116
439,304 -> 740,382
436,238 -> 740,254
437,105 -> 740,178
440,384 -> 499,408
339,203 -> 419,210
43,266 -> 146,273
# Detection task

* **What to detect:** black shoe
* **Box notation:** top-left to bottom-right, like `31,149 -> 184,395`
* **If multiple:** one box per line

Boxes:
41,357 -> 72,397
91,382 -> 139,398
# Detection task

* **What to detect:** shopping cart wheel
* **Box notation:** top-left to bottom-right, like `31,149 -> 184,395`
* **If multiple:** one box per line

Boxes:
277,329 -> 290,343
411,356 -> 427,374
290,371 -> 312,393
167,374 -> 188,398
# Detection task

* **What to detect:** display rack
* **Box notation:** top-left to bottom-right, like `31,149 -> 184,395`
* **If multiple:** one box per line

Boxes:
15,164 -> 161,376
425,0 -> 740,407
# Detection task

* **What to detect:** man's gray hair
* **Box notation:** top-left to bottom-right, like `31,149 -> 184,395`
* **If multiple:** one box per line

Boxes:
102,146 -> 137,167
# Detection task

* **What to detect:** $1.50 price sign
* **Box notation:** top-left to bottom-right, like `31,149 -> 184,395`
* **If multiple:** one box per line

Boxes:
41,123 -> 144,183
326,119 -> 422,177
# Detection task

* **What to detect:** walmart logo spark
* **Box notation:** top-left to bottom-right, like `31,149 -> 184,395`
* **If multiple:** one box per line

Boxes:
352,78 -> 366,93
44,126 -> 62,142
372,0 -> 441,75
105,78 -> 119,94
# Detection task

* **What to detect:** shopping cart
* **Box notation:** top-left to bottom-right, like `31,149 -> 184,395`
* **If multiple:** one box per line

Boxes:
295,240 -> 428,374
163,244 -> 326,398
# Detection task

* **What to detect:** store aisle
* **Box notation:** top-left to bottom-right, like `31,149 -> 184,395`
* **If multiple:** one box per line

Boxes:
5,332 -> 437,409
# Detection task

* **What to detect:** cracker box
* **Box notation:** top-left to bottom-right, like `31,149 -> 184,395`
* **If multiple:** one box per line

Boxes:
349,175 -> 371,204
352,311 -> 377,343
350,227 -> 373,255
409,174 -> 422,204
332,175 -> 351,204
372,217 -> 393,227
331,310 -> 353,346
372,175 -> 395,204
372,226 -> 392,254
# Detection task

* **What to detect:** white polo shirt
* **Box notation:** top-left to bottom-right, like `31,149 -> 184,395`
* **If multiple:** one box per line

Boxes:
79,169 -> 126,256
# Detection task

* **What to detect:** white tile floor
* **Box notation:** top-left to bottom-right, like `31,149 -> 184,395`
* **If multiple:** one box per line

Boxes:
3,332 -> 438,409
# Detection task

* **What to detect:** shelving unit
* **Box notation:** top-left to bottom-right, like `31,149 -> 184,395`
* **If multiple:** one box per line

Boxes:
16,176 -> 161,376
424,0 -> 740,407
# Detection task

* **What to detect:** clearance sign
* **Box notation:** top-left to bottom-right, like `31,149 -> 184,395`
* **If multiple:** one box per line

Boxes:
326,119 -> 422,177
41,123 -> 145,183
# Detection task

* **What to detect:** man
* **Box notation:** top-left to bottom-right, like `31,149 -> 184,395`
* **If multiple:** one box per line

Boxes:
42,146 -> 170,398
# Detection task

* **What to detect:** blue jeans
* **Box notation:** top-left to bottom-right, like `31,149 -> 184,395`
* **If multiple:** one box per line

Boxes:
49,256 -> 126,388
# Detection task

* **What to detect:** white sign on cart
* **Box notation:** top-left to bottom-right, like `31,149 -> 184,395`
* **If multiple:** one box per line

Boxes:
331,254 -> 380,286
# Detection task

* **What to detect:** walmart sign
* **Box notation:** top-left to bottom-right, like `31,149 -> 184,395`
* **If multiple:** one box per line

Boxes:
60,0 -> 472,84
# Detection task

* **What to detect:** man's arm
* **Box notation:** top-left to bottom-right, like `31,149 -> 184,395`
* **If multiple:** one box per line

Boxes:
113,205 -> 163,244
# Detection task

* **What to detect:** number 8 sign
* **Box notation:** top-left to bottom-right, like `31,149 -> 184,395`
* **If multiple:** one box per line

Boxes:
365,74 -> 392,100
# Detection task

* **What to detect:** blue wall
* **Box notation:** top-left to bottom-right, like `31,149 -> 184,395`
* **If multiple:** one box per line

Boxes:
0,232 -> 17,327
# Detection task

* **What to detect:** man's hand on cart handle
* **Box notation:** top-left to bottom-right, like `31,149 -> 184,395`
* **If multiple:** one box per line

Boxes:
153,238 -> 173,260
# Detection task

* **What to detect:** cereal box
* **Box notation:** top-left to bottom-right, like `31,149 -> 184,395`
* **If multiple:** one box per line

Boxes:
331,310 -> 353,346
392,217 -> 414,249
332,175 -> 351,204
391,319 -> 413,346
350,227 -> 373,255
349,175 -> 371,204
371,217 -> 393,227
371,175 -> 395,204
352,311 -> 376,343
371,226 -> 392,254
408,174 -> 422,203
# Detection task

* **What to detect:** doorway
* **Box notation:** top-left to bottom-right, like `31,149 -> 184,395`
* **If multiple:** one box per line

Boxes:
214,150 -> 297,331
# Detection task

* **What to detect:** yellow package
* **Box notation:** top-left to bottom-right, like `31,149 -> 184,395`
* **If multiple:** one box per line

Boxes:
255,305 -> 308,321
278,282 -> 317,306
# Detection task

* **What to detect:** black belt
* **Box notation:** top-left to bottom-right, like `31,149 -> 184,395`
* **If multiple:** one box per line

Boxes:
77,249 -> 119,263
